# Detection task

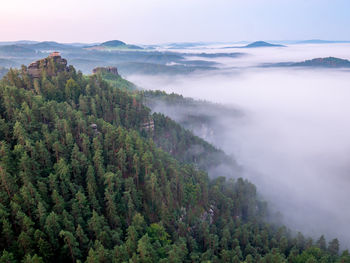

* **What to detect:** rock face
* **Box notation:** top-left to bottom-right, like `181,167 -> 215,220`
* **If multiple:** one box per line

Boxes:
90,123 -> 100,136
141,117 -> 155,132
92,66 -> 119,76
28,52 -> 68,78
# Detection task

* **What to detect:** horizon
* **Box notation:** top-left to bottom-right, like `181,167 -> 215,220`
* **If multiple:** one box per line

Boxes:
1,39 -> 350,46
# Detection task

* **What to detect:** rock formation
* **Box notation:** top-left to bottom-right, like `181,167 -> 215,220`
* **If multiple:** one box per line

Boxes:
92,66 -> 119,76
28,52 -> 68,78
141,117 -> 155,132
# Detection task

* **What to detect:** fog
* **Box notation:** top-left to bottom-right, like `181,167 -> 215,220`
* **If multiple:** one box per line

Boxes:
127,44 -> 350,248
160,43 -> 350,67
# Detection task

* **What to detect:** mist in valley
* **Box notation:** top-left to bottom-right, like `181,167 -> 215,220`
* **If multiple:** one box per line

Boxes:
127,44 -> 350,248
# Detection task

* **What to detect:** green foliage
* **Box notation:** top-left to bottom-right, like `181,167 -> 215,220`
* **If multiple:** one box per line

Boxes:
97,69 -> 136,91
0,57 -> 344,262
142,90 -> 240,175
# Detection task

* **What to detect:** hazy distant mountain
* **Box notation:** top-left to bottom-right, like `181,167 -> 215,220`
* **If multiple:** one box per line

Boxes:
262,57 -> 350,68
0,45 -> 39,56
0,40 -> 39,46
101,40 -> 126,46
296,39 -> 350,44
225,41 -> 285,49
244,41 -> 285,48
26,41 -> 79,50
292,57 -> 350,68
65,42 -> 100,47
166,42 -> 208,49
0,41 -> 98,50
89,40 -> 143,50
185,52 -> 245,58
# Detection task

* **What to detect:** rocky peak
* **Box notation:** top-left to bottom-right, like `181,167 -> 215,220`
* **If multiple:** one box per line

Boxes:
92,66 -> 119,76
28,52 -> 68,78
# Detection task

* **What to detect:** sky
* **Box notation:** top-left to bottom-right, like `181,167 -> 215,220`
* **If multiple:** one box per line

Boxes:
0,0 -> 349,44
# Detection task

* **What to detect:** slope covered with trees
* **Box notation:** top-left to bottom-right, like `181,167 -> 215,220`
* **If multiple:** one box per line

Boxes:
142,90 -> 241,141
0,55 -> 348,262
139,91 -> 239,176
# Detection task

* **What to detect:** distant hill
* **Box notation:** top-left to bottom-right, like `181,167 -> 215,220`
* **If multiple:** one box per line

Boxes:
261,57 -> 350,68
101,40 -> 126,46
0,40 -> 39,46
185,52 -> 245,58
0,45 -> 39,56
226,41 -> 285,49
244,41 -> 285,48
25,41 -> 79,50
64,42 -> 100,47
292,57 -> 350,68
296,39 -> 350,44
166,42 -> 207,49
90,39 -> 143,50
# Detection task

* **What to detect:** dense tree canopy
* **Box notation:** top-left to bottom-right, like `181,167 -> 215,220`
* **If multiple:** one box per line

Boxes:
0,57 -> 348,262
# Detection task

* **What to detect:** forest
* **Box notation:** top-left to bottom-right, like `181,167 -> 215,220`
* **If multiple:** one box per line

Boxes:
0,55 -> 349,262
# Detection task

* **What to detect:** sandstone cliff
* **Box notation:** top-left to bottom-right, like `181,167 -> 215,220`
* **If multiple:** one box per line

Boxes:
92,66 -> 119,76
28,52 -> 68,78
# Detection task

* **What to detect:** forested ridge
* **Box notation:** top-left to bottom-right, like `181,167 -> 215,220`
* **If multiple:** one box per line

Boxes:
0,55 -> 348,262
141,90 -> 242,167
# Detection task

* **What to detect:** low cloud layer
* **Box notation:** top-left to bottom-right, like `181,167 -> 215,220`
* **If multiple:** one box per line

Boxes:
127,44 -> 350,248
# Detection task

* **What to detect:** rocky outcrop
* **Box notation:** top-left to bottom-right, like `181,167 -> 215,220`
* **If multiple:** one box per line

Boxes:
28,52 -> 68,78
92,66 -> 119,76
90,123 -> 100,136
141,117 -> 154,132
27,62 -> 41,78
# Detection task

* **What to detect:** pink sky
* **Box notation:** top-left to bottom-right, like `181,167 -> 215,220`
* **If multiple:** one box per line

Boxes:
1,0 -> 349,44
